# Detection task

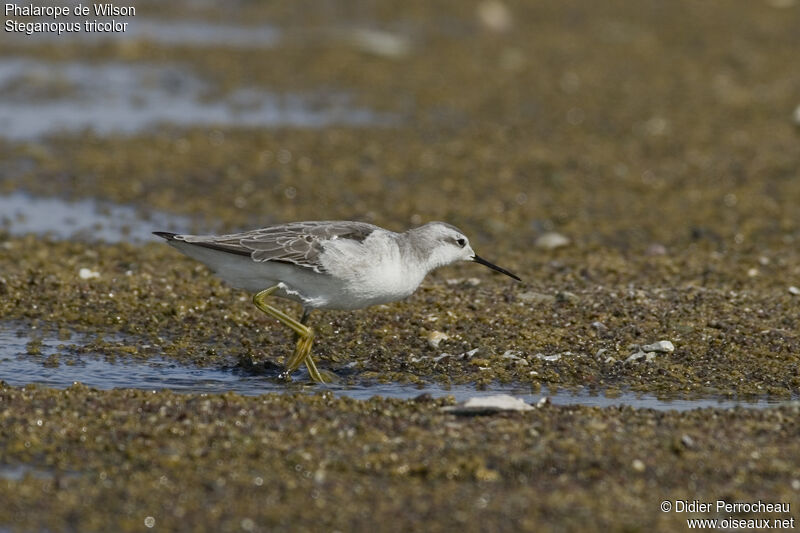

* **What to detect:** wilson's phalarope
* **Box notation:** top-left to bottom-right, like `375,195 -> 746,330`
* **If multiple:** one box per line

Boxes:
154,221 -> 520,383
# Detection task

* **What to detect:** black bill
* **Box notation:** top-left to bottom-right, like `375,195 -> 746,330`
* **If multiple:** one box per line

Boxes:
472,255 -> 521,281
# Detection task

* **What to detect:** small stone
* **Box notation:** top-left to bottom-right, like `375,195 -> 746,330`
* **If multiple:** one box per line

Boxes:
747,268 -> 759,277
645,243 -> 667,256
641,340 -> 675,353
517,291 -> 555,304
794,104 -> 800,125
792,479 -> 800,491
789,286 -> 800,296
461,348 -> 480,359
625,349 -> 647,364
555,291 -> 579,304
626,340 -> 673,363
79,268 -> 100,280
442,394 -> 534,415
535,232 -> 570,250
681,434 -> 695,448
535,353 -> 562,362
345,28 -> 411,58
427,330 -> 450,349
604,356 -> 617,364
446,277 -> 481,286
501,350 -> 528,364
631,459 -> 646,472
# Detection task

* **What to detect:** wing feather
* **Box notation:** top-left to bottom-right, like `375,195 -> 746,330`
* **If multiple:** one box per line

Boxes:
174,221 -> 379,273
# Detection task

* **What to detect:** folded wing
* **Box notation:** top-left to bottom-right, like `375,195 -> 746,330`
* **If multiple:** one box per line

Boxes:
161,221 -> 379,274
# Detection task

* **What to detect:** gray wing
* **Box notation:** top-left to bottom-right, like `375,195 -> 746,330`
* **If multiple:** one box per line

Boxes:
171,221 -> 380,273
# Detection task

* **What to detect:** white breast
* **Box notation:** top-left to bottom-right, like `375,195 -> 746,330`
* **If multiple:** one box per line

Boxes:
317,231 -> 426,309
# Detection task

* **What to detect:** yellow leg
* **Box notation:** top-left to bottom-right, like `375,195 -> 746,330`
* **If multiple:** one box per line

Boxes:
252,286 -> 325,383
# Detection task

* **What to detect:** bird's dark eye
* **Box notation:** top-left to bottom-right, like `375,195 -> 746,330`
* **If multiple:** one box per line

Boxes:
456,238 -> 467,248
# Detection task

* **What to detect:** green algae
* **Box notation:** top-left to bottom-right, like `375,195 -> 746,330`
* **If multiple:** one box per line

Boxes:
1,385 -> 799,532
1,234 -> 797,396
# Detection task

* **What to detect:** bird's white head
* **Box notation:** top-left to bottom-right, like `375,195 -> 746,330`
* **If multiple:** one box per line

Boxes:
408,222 -> 521,281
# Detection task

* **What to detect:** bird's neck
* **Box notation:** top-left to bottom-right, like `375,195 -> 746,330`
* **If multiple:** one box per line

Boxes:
400,231 -> 450,275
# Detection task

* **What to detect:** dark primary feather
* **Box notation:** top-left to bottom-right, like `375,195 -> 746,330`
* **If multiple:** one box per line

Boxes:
155,221 -> 380,273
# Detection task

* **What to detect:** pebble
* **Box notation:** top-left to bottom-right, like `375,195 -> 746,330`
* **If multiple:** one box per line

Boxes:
555,291 -> 579,304
625,349 -> 654,364
79,268 -> 100,280
625,340 -> 675,363
535,232 -> 570,250
641,340 -> 675,353
501,350 -> 528,364
462,348 -> 480,359
789,286 -> 800,296
446,277 -> 481,286
427,331 -> 450,349
645,243 -> 668,256
517,291 -> 555,304
345,29 -> 411,58
442,394 -> 534,415
430,348 -> 481,363
536,353 -> 562,362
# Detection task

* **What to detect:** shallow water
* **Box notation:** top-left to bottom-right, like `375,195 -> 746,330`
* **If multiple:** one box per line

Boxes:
0,59 -> 392,139
0,191 -> 199,242
0,323 -> 790,411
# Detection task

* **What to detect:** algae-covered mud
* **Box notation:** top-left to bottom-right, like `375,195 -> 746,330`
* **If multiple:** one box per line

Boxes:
1,0 -> 799,530
1,385 -> 799,532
